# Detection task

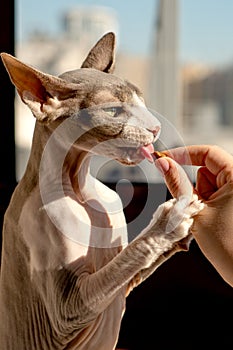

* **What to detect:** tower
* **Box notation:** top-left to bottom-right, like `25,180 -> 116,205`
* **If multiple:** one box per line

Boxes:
148,0 -> 180,130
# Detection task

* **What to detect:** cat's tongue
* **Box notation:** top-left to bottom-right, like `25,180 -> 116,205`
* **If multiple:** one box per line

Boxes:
140,144 -> 154,163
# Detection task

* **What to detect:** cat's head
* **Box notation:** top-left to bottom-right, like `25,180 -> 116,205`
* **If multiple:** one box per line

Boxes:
1,32 -> 161,165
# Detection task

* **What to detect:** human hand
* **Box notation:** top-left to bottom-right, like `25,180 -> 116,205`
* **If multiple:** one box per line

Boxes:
155,145 -> 233,286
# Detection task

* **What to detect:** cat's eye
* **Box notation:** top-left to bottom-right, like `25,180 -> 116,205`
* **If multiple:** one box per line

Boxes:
103,106 -> 122,118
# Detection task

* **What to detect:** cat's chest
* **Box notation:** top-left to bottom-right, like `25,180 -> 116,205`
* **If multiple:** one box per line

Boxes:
43,182 -> 128,263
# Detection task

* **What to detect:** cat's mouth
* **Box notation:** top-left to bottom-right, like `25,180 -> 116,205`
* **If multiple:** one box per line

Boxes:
117,143 -> 155,165
114,126 -> 160,165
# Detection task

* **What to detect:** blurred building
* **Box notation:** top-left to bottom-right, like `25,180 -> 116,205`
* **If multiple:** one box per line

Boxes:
62,6 -> 118,45
182,63 -> 215,130
181,63 -> 233,151
183,64 -> 233,127
17,5 -> 118,75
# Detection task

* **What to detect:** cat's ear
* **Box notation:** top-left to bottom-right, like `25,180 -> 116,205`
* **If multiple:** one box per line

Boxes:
1,53 -> 78,121
81,32 -> 115,73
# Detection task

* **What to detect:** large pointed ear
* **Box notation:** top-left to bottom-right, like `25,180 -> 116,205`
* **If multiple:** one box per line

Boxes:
81,32 -> 116,73
0,53 -> 78,121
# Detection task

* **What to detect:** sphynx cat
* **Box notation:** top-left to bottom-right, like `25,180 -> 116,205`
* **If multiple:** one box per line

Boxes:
0,32 -> 203,349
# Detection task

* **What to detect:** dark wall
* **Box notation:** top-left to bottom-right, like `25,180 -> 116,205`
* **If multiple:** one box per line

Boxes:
0,0 -> 17,254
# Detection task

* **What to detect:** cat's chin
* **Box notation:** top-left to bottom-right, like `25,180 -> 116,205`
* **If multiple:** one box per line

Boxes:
115,144 -> 155,166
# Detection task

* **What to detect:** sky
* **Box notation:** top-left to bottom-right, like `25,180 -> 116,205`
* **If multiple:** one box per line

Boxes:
16,0 -> 233,67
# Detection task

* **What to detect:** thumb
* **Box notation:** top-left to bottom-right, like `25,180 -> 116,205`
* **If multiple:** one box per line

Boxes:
155,157 -> 194,199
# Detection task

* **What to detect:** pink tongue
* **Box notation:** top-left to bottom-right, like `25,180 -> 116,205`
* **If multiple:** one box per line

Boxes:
140,144 -> 155,163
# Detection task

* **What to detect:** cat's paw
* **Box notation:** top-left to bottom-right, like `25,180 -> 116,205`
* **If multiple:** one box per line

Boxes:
145,194 -> 204,243
165,194 -> 204,240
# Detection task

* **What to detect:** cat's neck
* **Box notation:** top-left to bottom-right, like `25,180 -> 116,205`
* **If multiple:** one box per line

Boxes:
21,120 -> 91,202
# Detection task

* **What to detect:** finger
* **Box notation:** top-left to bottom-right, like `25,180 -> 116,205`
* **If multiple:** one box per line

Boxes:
196,167 -> 218,200
155,157 -> 193,199
164,145 -> 233,184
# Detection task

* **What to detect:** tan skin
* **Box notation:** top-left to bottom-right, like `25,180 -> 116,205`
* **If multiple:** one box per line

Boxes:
155,145 -> 233,287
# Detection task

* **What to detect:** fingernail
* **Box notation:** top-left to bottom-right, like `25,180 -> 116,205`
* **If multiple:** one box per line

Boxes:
155,158 -> 170,175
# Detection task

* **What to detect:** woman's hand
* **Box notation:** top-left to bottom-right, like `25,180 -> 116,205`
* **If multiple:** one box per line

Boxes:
155,145 -> 233,286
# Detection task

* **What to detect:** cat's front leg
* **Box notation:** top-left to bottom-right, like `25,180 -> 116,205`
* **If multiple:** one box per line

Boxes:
127,194 -> 204,292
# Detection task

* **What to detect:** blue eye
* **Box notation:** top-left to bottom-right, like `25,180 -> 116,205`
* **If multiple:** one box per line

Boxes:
103,106 -> 122,117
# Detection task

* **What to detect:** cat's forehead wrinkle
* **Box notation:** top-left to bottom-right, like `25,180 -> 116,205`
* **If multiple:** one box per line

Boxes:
78,88 -> 133,110
79,90 -> 120,109
59,68 -> 141,106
